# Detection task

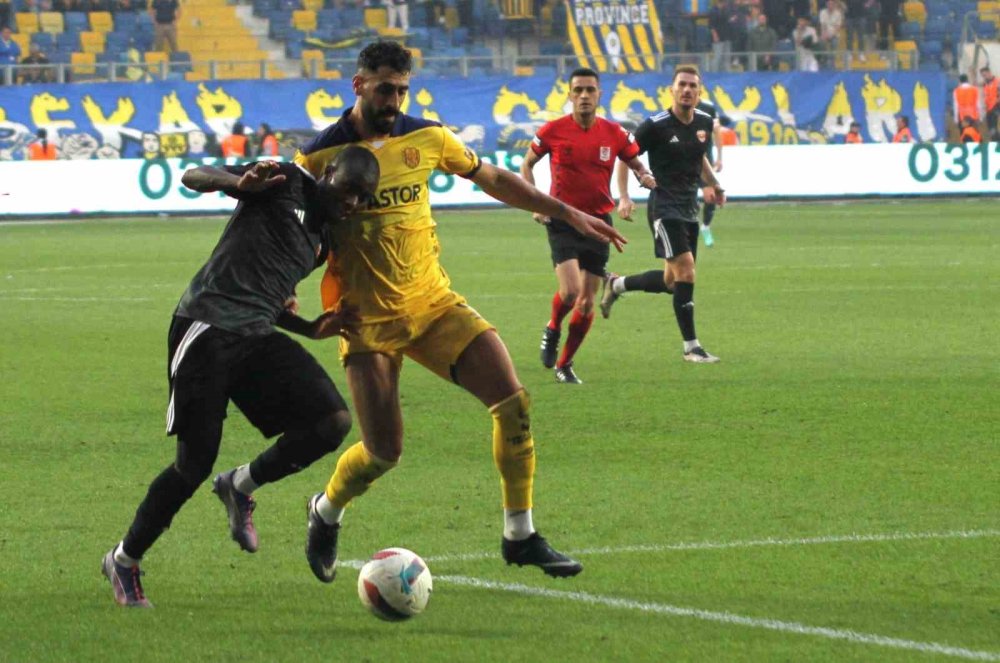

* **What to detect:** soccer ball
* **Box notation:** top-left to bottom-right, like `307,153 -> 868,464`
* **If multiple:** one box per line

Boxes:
357,548 -> 433,621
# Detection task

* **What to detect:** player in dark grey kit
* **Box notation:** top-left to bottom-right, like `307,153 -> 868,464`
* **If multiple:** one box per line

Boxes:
696,97 -> 728,247
602,65 -> 725,363
101,147 -> 380,608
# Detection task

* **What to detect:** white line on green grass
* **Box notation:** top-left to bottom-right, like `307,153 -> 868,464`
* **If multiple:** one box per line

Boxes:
435,574 -> 1000,662
413,528 -> 1000,565
0,295 -> 155,302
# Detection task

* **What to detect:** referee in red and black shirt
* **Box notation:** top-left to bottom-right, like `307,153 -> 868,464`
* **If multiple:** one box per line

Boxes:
521,67 -> 655,385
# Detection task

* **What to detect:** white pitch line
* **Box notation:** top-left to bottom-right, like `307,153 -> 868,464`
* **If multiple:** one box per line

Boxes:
436,575 -> 1000,662
404,528 -> 1000,565
0,295 -> 155,302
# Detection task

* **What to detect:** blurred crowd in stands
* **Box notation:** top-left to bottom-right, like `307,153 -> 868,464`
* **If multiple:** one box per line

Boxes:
1,0 -> 997,140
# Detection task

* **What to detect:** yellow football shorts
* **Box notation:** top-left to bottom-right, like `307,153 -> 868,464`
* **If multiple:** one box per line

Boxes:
339,300 -> 495,382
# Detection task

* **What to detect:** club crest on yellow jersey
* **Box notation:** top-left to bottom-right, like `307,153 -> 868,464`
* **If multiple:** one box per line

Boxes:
403,147 -> 420,169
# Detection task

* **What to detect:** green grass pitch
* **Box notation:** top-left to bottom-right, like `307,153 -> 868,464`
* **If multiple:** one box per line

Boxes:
0,200 -> 997,662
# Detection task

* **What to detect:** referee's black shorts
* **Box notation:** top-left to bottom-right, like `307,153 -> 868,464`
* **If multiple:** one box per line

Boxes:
546,213 -> 612,276
165,316 -> 347,439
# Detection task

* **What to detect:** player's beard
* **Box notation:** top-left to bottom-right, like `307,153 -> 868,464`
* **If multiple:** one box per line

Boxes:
362,100 -> 398,135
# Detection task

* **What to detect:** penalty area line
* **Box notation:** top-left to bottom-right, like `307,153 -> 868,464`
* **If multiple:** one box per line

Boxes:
414,528 -> 1000,565
436,574 -> 1000,662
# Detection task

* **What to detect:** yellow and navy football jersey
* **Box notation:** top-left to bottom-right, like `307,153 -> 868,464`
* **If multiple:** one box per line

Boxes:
295,109 -> 481,322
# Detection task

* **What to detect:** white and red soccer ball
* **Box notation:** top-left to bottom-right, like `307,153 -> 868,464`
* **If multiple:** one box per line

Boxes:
357,548 -> 432,621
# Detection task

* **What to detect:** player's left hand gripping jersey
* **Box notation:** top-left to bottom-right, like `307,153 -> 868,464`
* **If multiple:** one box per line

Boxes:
296,109 -> 481,322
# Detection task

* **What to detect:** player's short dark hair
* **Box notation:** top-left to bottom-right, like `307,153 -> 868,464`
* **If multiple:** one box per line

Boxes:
569,67 -> 600,83
959,74 -> 968,83
357,40 -> 412,74
981,66 -> 991,73
672,65 -> 701,82
897,114 -> 909,127
331,145 -> 380,193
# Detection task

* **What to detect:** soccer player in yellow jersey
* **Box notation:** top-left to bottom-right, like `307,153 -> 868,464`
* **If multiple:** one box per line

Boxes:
294,41 -> 626,581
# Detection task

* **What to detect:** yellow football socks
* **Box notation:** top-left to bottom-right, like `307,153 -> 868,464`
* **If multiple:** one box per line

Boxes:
324,441 -> 397,509
490,389 -> 536,510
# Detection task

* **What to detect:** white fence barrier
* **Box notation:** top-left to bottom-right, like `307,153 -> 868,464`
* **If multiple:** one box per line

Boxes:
1,143 -> 997,217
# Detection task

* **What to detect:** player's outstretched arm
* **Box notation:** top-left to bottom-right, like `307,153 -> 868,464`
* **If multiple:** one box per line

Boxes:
181,162 -> 287,197
276,305 -> 360,340
519,148 -> 549,225
472,162 -> 627,252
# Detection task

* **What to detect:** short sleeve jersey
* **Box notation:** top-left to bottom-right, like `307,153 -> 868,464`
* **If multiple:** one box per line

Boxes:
530,115 -> 639,219
175,162 -> 327,336
295,108 -> 482,322
634,107 -> 715,224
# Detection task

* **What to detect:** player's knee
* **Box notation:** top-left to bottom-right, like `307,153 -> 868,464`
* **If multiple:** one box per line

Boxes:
576,295 -> 595,316
559,290 -> 579,306
173,457 -> 213,488
173,427 -> 221,487
314,410 -> 352,452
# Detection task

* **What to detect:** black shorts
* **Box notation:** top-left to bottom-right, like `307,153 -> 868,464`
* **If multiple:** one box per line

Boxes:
165,316 -> 347,439
650,216 -> 699,261
546,214 -> 612,276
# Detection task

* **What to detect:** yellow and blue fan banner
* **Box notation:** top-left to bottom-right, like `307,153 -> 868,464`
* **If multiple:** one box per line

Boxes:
0,73 -> 945,160
564,0 -> 664,73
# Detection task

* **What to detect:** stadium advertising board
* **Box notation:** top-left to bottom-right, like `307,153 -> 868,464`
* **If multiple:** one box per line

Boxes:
1,143 -> 997,216
0,73 -> 945,161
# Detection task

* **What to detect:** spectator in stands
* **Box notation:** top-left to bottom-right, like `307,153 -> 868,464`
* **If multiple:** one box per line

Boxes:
89,0 -> 113,11
142,131 -> 160,159
113,0 -> 137,11
845,120 -> 863,143
959,116 -> 982,143
953,74 -> 982,126
385,0 -> 409,31
0,0 -> 11,32
187,129 -> 209,157
718,114 -> 739,145
762,0 -> 791,37
54,0 -> 84,12
792,16 -> 819,71
747,12 -> 777,70
790,0 -> 810,19
0,26 -> 20,85
221,121 -> 249,158
877,0 -> 899,50
892,115 -> 913,142
843,0 -> 871,61
150,0 -> 180,54
28,128 -> 58,160
818,0 -> 843,54
981,67 -> 999,141
709,0 -> 740,72
255,122 -> 279,157
19,43 -> 53,84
